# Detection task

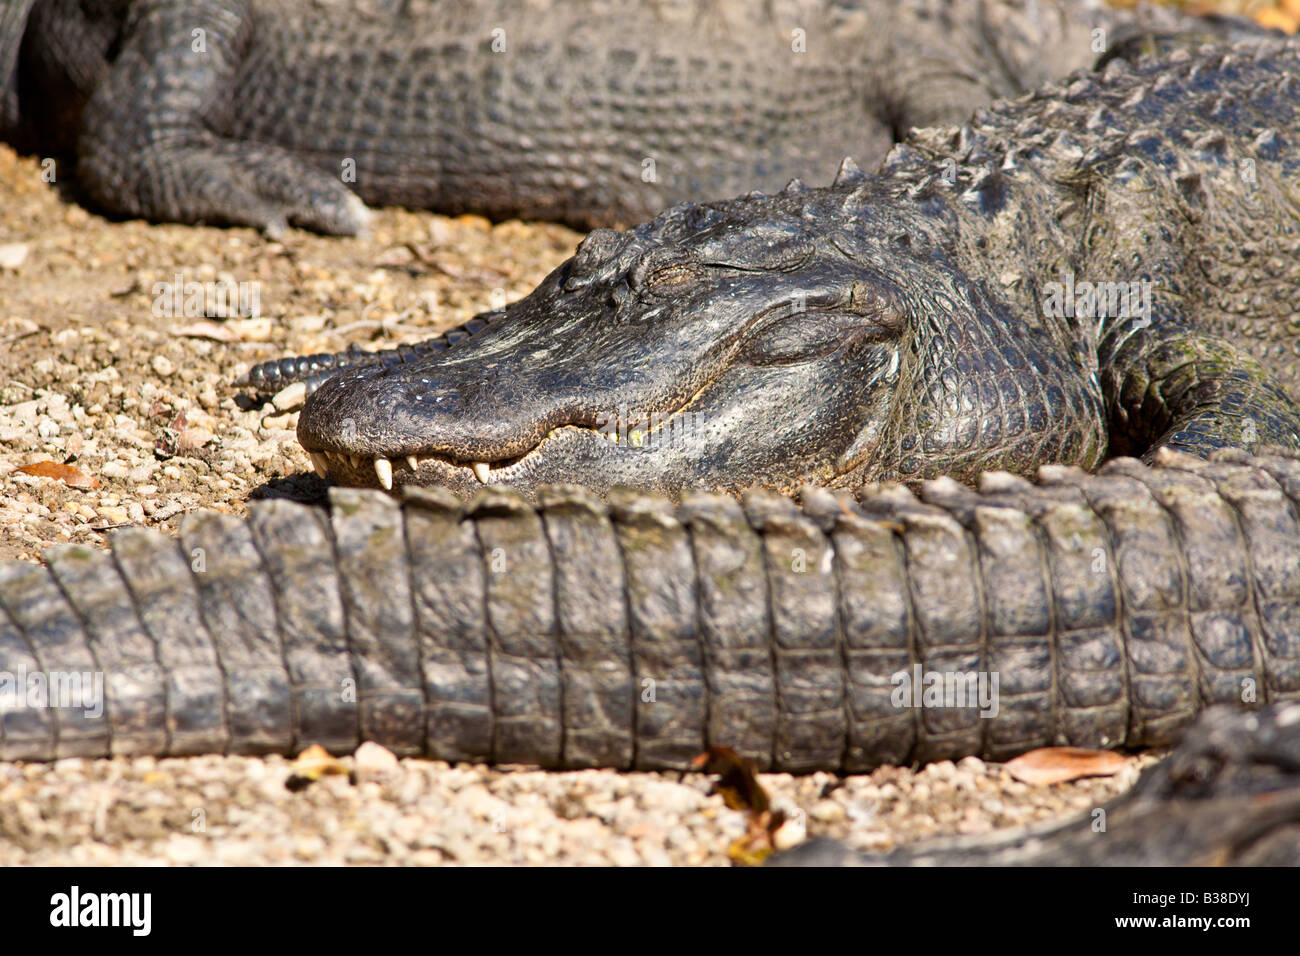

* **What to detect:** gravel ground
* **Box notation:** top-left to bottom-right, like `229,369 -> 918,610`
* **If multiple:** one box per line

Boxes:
0,749 -> 1157,866
5,0 -> 1280,861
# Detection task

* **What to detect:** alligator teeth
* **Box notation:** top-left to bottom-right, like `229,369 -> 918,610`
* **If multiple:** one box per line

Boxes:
374,457 -> 393,490
470,461 -> 490,483
309,452 -> 329,478
405,456 -> 419,471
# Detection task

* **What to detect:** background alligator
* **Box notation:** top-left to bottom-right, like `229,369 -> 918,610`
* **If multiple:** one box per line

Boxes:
279,39 -> 1300,500
0,0 -> 1269,234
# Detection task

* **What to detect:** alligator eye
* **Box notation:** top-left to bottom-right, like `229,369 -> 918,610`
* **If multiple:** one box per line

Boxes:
643,262 -> 700,290
628,249 -> 701,295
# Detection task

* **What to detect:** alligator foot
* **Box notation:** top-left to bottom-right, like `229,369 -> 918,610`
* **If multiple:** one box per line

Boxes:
1101,315 -> 1300,460
76,0 -> 371,236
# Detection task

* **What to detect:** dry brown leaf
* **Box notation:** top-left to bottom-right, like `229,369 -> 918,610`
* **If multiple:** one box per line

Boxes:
728,810 -> 782,866
288,744 -> 349,785
692,747 -> 796,865
16,460 -> 99,488
1257,6 -> 1298,33
1003,746 -> 1131,786
692,746 -> 770,813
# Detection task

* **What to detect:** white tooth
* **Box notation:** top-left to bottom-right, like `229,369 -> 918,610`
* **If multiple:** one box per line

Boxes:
309,452 -> 329,478
470,461 -> 490,483
374,457 -> 393,490
406,456 -> 419,471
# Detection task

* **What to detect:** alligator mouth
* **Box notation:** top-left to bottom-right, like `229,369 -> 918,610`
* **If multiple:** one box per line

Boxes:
306,387 -> 708,490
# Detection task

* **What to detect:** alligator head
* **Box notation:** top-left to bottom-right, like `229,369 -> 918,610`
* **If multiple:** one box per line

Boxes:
296,160 -> 1107,498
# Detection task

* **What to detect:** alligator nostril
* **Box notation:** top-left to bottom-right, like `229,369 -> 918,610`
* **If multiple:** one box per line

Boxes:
568,228 -> 630,288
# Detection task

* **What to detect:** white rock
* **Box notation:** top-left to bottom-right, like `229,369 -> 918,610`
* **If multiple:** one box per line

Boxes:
164,836 -> 207,864
0,243 -> 28,270
354,741 -> 400,782
272,381 -> 308,411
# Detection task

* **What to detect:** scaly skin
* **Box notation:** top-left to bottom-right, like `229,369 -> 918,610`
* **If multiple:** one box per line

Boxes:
291,40 -> 1300,498
2,0 -> 1263,233
2,448 -> 1299,769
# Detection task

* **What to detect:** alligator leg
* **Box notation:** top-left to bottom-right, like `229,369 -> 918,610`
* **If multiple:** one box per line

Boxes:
76,0 -> 369,236
0,0 -> 36,136
1100,315 -> 1300,460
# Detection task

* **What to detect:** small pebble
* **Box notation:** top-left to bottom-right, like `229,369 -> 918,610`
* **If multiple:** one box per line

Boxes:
353,742 -> 400,783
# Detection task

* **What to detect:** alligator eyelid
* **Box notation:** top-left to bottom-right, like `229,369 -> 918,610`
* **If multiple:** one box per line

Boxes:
641,262 -> 702,292
698,244 -> 816,275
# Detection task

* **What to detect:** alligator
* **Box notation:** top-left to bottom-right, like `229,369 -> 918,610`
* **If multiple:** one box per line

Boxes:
2,447 -> 1299,774
275,39 -> 1300,501
770,703 -> 1300,865
0,0 -> 1270,234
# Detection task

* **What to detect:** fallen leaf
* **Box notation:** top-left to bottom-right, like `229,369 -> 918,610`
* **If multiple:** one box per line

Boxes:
692,746 -> 770,813
1003,746 -> 1131,786
16,461 -> 99,488
728,810 -> 784,866
453,214 -> 492,231
692,746 -> 794,865
286,743 -> 349,789
1256,5 -> 1298,34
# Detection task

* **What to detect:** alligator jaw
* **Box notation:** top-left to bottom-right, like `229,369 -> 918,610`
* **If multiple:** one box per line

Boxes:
304,396 -> 709,496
